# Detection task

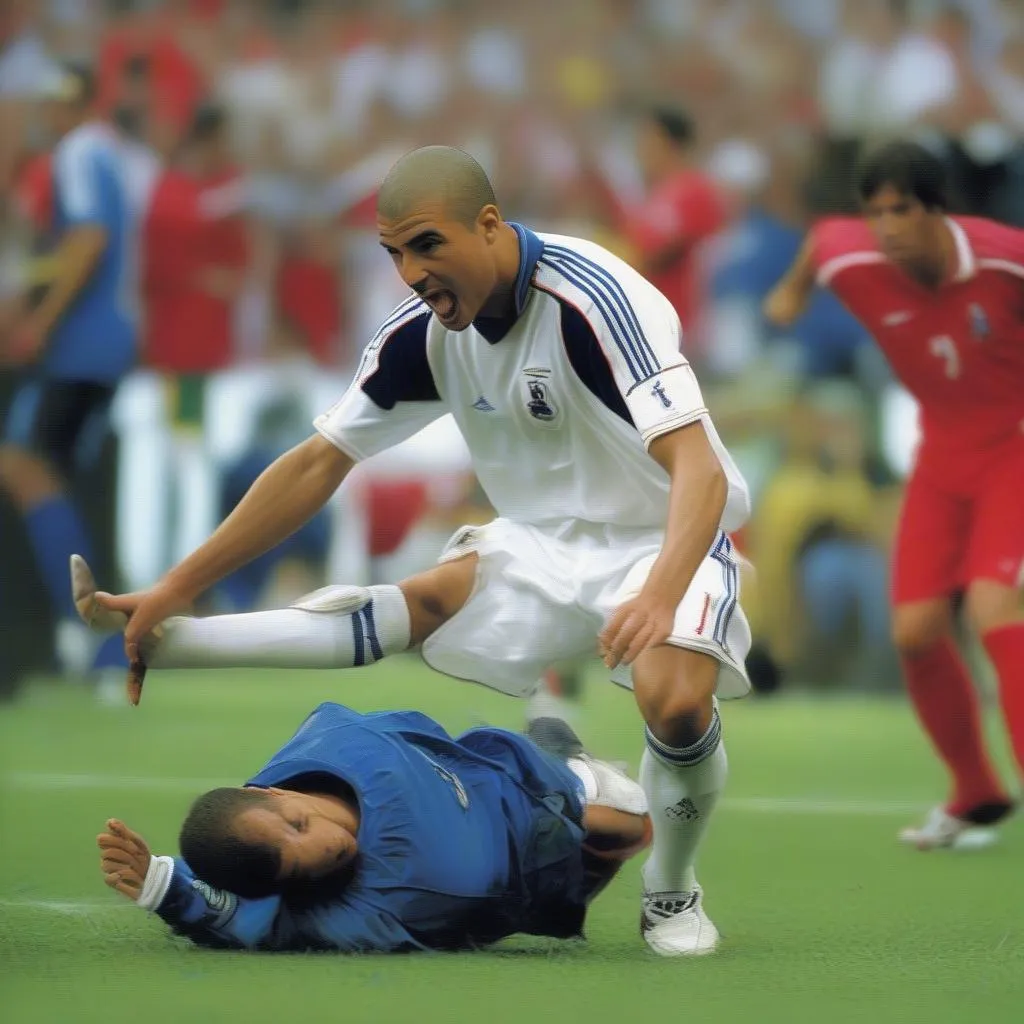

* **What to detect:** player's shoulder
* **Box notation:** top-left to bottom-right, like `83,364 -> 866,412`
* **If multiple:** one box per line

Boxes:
370,294 -> 431,343
957,216 -> 1024,276
810,217 -> 883,283
536,231 -> 672,314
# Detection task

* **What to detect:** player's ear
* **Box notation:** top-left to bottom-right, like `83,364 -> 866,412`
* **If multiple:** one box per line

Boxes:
477,204 -> 501,240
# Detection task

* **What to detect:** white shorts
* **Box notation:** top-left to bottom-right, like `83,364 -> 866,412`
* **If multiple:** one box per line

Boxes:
420,518 -> 751,700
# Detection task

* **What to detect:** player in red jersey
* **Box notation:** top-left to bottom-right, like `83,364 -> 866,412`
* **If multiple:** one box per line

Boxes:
765,141 -> 1024,849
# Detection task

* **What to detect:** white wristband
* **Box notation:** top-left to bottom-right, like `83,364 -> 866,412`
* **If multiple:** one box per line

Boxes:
137,854 -> 175,912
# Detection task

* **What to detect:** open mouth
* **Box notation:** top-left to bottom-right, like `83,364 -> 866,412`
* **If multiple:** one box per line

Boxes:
424,290 -> 458,323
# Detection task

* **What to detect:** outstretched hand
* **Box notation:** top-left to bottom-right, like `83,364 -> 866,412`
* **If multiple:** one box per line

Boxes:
97,819 -> 152,901
71,555 -> 188,705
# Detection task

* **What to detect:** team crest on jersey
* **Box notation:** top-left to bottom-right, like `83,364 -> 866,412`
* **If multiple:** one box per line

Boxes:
522,369 -> 559,424
968,303 -> 990,340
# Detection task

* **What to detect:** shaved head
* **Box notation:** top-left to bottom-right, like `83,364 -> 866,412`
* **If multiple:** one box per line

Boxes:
377,146 -> 497,227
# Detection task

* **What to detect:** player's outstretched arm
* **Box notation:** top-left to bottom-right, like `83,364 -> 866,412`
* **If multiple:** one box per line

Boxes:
93,435 -> 354,663
763,235 -> 816,327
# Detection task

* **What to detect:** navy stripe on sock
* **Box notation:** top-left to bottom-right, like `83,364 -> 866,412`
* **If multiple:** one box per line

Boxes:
361,602 -> 383,661
351,609 -> 366,667
645,709 -> 722,767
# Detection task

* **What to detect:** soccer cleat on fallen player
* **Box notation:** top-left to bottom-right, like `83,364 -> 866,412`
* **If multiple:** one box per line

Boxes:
641,886 -> 720,956
898,803 -> 1012,851
573,752 -> 649,817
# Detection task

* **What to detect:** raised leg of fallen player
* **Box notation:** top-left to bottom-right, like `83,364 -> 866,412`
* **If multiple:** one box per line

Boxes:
73,551 -> 727,956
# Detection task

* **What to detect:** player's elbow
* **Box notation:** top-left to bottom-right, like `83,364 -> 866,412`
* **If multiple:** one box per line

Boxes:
702,460 -> 728,517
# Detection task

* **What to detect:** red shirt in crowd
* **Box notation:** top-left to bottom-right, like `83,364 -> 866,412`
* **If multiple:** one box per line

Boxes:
143,168 -> 248,373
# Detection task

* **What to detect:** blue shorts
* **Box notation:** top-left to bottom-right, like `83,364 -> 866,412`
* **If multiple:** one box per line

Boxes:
4,376 -> 114,473
457,727 -> 590,939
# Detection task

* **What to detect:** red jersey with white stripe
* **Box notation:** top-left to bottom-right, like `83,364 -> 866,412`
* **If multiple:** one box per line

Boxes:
810,216 -> 1024,456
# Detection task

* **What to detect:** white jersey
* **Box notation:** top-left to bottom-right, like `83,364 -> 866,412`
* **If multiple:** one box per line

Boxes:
315,225 -> 749,533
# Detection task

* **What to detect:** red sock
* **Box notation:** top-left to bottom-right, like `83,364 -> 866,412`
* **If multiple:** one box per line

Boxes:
901,637 -> 1008,815
983,623 -> 1024,778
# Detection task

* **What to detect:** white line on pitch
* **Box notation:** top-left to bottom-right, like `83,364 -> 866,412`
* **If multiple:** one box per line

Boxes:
0,899 -> 132,914
3,772 -> 925,815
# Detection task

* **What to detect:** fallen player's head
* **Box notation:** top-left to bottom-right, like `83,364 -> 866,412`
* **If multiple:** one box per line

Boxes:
376,145 -> 512,332
855,140 -> 949,271
179,787 -> 358,899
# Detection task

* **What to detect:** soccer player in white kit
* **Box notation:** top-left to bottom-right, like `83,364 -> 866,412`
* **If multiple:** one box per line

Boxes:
77,147 -> 752,957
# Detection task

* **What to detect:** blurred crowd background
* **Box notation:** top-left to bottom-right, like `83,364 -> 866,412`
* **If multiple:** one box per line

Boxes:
2,0 -> 1022,698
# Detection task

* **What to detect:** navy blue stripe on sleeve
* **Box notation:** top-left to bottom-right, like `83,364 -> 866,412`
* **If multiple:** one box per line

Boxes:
541,287 -> 634,426
539,246 -> 659,383
360,308 -> 439,410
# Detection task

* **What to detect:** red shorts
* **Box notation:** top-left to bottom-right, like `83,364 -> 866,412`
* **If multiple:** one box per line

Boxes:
892,437 -> 1024,604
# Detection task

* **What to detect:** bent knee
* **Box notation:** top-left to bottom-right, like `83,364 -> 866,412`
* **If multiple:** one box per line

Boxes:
398,553 -> 478,645
965,581 -> 1024,635
633,647 -> 717,747
891,600 -> 953,656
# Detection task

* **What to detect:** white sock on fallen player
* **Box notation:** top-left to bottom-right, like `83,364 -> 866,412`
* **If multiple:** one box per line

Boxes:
148,585 -> 411,670
639,708 -> 728,896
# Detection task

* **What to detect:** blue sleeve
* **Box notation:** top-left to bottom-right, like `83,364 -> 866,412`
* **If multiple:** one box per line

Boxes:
155,859 -> 293,950
154,859 -> 414,952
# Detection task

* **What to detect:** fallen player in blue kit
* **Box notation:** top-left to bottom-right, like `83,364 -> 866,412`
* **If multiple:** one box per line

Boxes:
97,702 -> 651,952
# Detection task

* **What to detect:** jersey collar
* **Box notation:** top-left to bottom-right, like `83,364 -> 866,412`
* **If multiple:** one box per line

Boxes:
473,222 -> 545,344
946,217 -> 977,281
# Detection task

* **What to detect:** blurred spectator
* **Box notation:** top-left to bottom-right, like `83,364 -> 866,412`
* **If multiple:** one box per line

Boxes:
595,105 -> 729,360
142,101 -> 249,566
751,382 -> 901,689
0,61 -> 136,678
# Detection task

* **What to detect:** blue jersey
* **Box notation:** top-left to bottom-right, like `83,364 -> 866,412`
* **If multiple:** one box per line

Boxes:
155,703 -> 589,952
46,122 -> 137,383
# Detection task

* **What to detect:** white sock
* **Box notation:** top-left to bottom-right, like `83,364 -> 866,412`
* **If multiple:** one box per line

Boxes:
567,756 -> 598,803
640,708 -> 728,896
149,585 -> 411,670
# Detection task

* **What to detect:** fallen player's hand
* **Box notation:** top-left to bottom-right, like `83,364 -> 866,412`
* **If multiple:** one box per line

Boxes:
97,819 -> 152,901
599,591 -> 676,669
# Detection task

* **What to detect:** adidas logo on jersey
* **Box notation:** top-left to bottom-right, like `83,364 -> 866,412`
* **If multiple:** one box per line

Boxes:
472,395 -> 495,412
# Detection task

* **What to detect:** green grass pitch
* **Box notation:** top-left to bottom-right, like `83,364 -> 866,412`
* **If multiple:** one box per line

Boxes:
2,659 -> 1022,1023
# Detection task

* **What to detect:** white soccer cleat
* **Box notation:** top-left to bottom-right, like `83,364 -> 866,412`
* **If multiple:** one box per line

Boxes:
70,555 -> 128,633
641,886 -> 720,957
570,753 -> 648,816
898,806 -> 1000,851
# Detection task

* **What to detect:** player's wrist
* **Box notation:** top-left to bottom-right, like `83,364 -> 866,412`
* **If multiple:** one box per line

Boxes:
137,855 -> 176,912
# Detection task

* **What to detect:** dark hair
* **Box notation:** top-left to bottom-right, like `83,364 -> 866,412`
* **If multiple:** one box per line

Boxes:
377,145 -> 497,228
648,105 -> 695,148
855,141 -> 949,211
187,103 -> 228,145
178,788 -> 282,898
